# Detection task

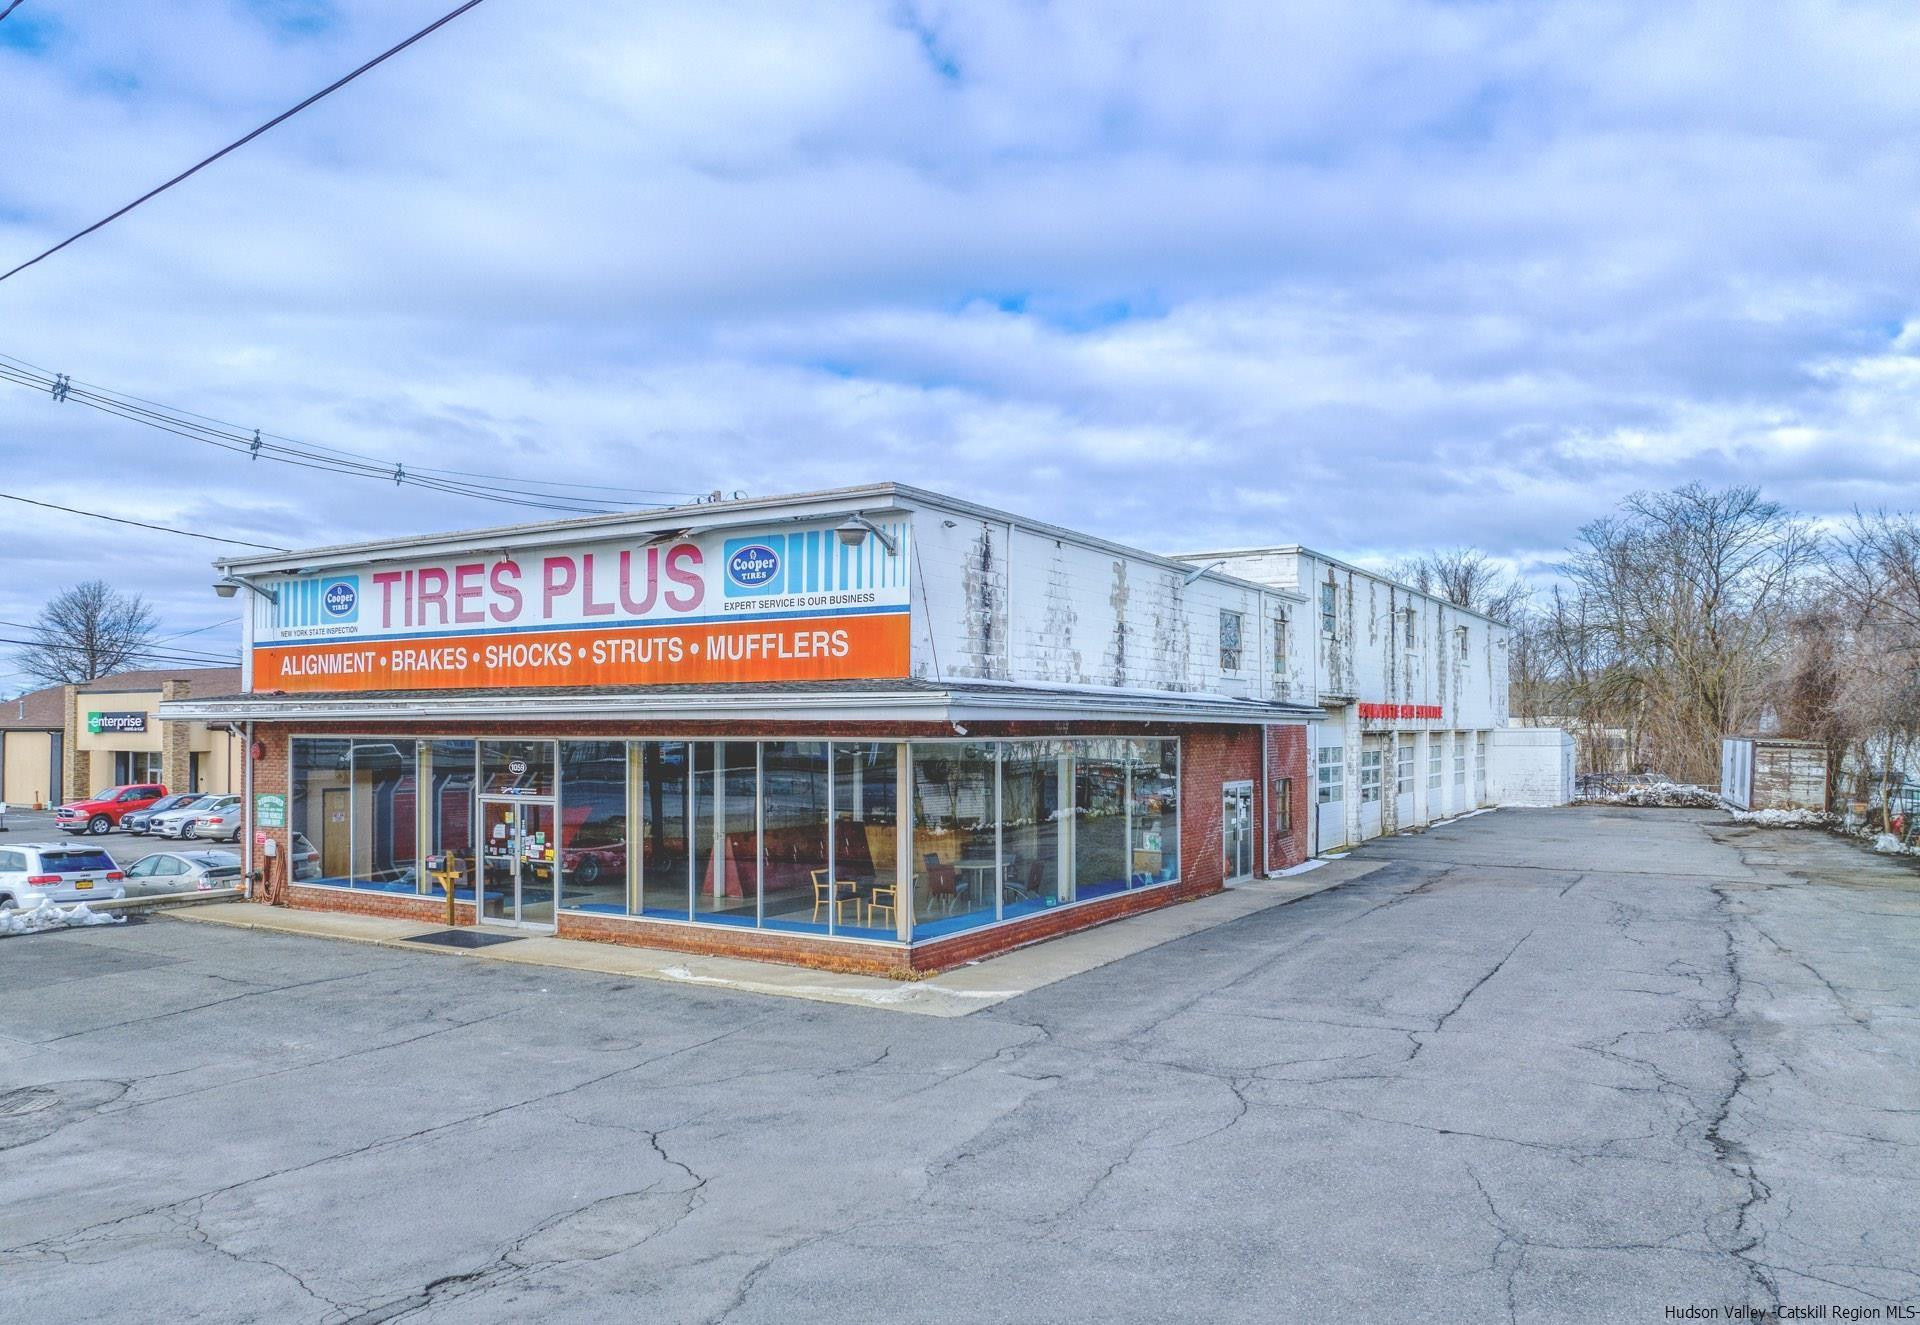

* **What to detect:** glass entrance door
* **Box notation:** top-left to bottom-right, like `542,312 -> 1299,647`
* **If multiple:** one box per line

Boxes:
1223,782 -> 1254,882
479,799 -> 557,928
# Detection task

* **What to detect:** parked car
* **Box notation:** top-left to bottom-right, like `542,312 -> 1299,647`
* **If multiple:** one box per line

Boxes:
54,784 -> 169,835
289,832 -> 320,881
123,793 -> 212,836
121,849 -> 243,896
0,842 -> 126,910
153,794 -> 236,840
186,796 -> 246,843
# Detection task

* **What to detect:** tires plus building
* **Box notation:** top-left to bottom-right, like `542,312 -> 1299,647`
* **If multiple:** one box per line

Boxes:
162,484 -> 1523,976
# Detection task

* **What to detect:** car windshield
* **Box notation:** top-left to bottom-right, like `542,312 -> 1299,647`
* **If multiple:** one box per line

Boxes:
91,788 -> 114,800
40,849 -> 116,873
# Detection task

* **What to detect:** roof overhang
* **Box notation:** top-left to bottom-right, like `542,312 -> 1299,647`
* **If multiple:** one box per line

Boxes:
159,683 -> 1320,727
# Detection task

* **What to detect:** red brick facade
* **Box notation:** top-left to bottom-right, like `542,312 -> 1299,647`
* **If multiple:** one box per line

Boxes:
246,715 -> 1311,976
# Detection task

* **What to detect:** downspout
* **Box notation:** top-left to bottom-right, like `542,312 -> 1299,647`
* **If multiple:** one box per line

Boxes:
239,721 -> 254,899
1261,721 -> 1271,877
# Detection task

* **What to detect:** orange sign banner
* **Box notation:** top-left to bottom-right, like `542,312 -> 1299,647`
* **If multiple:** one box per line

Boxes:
252,612 -> 910,693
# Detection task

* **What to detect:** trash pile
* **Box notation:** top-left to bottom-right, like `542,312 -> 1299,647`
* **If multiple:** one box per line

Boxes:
1577,781 -> 1726,809
0,899 -> 127,937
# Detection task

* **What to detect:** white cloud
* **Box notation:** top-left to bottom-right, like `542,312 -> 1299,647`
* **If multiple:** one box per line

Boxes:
2,0 -> 1919,673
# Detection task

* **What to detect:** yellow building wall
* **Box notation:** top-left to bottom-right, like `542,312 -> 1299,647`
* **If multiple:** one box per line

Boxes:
2,732 -> 56,807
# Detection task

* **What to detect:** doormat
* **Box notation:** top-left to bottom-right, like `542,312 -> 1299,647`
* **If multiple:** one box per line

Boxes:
405,929 -> 524,949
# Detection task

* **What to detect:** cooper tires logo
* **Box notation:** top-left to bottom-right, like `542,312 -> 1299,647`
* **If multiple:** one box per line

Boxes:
726,543 -> 780,590
322,578 -> 359,619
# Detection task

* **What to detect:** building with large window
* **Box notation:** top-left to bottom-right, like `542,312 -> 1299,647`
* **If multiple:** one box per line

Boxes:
163,485 -> 1331,976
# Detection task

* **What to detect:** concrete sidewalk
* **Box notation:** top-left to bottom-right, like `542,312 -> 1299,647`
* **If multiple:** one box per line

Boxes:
167,859 -> 1381,1016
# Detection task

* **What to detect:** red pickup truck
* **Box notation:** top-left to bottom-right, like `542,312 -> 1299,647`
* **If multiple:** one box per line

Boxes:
54,783 -> 169,835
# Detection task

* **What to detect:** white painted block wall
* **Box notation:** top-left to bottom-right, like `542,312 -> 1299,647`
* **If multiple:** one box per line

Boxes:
1486,728 -> 1575,807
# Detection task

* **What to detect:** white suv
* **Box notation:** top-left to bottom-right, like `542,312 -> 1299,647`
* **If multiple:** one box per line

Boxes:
0,843 -> 127,911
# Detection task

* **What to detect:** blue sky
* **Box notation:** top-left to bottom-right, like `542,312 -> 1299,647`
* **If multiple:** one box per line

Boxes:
2,0 -> 1919,686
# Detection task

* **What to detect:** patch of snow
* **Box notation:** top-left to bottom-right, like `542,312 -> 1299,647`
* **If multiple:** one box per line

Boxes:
1872,833 -> 1910,854
0,899 -> 127,937
1274,859 -> 1328,878
1576,781 -> 1727,809
1731,807 -> 1835,829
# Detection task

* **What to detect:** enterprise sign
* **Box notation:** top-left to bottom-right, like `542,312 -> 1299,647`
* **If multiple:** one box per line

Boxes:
252,518 -> 913,694
86,711 -> 148,735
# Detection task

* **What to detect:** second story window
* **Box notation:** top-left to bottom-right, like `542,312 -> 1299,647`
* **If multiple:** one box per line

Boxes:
1319,583 -> 1338,637
1272,610 -> 1289,674
1404,607 -> 1417,649
1456,624 -> 1470,659
1219,610 -> 1244,671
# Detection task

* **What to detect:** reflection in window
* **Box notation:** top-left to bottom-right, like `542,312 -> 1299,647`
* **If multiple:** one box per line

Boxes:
834,742 -> 899,938
560,741 -> 628,914
642,741 -> 690,920
291,738 -> 351,886
1074,739 -> 1129,900
1128,740 -> 1179,887
428,740 -> 476,900
351,740 -> 418,892
910,743 -> 997,939
1001,740 -> 1066,918
481,740 -> 555,796
696,741 -> 758,926
761,741 -> 830,934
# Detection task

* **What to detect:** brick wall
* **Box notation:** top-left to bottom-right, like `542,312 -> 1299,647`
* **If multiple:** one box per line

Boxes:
245,714 -> 1313,976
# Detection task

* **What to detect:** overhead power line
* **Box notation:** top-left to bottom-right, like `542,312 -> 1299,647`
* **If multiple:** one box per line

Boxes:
0,488 -> 289,550
0,355 -> 709,514
0,0 -> 495,285
0,2 -> 28,24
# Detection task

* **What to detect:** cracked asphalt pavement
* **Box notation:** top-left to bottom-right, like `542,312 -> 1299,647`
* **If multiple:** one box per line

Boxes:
1,807 -> 1916,1323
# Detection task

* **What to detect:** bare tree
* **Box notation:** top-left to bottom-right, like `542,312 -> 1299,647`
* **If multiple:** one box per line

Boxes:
1389,547 -> 1532,623
15,580 -> 159,684
1822,510 -> 1920,818
1561,484 -> 1819,784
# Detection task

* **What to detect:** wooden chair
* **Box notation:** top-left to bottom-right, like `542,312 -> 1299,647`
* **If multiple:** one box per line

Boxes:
925,863 -> 959,913
810,868 -> 857,925
865,884 -> 896,930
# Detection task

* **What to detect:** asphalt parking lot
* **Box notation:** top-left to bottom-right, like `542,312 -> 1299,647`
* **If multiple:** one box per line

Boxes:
1,807 -> 1915,1323
1,806 -> 235,870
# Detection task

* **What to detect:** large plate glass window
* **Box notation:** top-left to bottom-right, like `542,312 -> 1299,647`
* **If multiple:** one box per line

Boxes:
559,741 -> 628,914
999,740 -> 1066,919
910,743 -> 997,939
761,741 -> 831,934
641,741 -> 691,920
833,742 -> 900,938
290,738 -> 351,885
350,739 -> 417,891
1074,739 -> 1130,900
1127,739 -> 1179,888
427,739 -> 476,900
695,741 -> 758,927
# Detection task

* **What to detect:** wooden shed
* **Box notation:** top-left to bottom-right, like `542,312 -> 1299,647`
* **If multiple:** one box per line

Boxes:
1720,737 -> 1828,812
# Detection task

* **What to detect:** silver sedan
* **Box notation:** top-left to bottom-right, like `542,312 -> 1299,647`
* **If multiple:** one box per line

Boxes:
121,849 -> 245,896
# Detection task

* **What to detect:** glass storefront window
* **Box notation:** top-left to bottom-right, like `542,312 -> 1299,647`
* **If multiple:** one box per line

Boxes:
350,739 -> 418,891
1074,739 -> 1130,900
1001,740 -> 1067,919
641,741 -> 690,920
559,741 -> 628,914
761,741 -> 830,934
910,743 -> 997,940
696,741 -> 758,926
427,740 -> 476,900
1128,740 -> 1179,887
286,734 -> 1180,942
481,740 -> 554,797
290,738 -> 351,886
834,742 -> 900,938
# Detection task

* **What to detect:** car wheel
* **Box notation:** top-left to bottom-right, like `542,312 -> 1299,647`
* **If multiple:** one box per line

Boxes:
575,855 -> 601,886
230,826 -> 244,843
0,893 -> 15,912
88,814 -> 111,835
